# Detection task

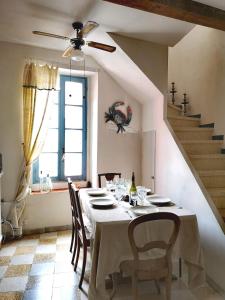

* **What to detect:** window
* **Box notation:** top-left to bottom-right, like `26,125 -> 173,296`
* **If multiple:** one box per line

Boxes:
33,75 -> 87,183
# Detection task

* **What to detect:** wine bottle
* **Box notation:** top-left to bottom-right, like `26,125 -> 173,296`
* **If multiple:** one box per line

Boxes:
129,172 -> 137,206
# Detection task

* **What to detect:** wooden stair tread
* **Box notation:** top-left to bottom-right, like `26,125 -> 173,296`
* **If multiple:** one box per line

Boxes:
199,170 -> 225,176
180,140 -> 222,144
190,154 -> 225,159
168,116 -> 200,121
207,188 -> 225,196
173,127 -> 213,132
167,103 -> 182,112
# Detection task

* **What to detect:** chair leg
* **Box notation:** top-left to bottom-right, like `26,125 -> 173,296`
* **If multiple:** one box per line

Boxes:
74,237 -> 81,272
132,273 -> 138,300
79,243 -> 87,289
70,222 -> 75,253
165,275 -> 172,300
154,280 -> 160,294
110,273 -> 118,300
71,231 -> 78,265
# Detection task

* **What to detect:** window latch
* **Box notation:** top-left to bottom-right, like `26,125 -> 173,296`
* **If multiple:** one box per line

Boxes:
62,147 -> 65,161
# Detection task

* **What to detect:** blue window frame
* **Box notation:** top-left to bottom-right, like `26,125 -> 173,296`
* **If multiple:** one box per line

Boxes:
33,75 -> 87,183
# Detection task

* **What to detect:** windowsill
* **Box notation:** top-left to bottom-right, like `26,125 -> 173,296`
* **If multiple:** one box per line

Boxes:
31,188 -> 68,195
31,180 -> 90,193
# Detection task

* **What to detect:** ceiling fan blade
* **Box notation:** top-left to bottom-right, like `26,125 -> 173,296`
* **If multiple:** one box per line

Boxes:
87,41 -> 116,52
32,31 -> 70,40
62,46 -> 74,57
79,21 -> 99,38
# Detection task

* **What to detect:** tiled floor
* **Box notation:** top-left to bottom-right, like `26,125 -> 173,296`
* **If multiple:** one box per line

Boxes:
0,230 -> 84,300
0,230 -> 224,300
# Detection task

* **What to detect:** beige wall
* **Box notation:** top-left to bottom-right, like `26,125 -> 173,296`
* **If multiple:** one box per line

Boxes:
169,26 -> 225,139
111,34 -> 168,97
168,25 -> 225,290
0,41 -> 142,230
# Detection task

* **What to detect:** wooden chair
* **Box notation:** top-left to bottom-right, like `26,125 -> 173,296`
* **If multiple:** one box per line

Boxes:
118,212 -> 180,300
98,172 -> 121,188
67,178 -> 77,263
71,183 -> 91,289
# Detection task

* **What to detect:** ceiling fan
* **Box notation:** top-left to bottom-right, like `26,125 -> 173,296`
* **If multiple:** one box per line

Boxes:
33,21 -> 116,61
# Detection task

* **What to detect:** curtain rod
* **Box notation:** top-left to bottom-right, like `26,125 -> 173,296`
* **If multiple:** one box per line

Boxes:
24,57 -> 99,73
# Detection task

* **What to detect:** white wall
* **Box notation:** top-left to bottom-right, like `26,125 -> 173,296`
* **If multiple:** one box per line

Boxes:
0,41 -> 142,230
111,35 -> 168,190
97,68 -> 142,184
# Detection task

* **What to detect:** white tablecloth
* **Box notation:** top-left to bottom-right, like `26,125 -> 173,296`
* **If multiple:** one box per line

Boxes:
79,189 -> 205,300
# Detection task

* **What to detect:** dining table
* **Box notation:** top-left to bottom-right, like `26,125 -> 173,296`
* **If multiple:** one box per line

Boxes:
79,188 -> 206,300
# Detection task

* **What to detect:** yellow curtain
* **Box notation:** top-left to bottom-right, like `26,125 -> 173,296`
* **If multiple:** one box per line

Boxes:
8,62 -> 58,236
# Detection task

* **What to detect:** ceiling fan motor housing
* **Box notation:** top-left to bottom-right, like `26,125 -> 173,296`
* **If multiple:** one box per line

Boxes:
72,22 -> 83,31
71,38 -> 85,50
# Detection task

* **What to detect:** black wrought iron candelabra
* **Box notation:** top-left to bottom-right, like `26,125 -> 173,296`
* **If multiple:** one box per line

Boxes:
170,82 -> 177,105
181,93 -> 189,114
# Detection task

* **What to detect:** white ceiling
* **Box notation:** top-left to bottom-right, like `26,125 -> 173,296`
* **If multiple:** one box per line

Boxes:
0,0 -> 197,53
0,0 -> 224,53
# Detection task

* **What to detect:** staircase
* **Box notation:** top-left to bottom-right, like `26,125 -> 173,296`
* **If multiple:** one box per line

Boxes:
167,103 -> 225,223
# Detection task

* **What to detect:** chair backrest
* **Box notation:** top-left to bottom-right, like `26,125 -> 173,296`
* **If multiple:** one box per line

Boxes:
67,178 -> 75,219
98,172 -> 121,188
70,183 -> 88,243
128,212 -> 180,261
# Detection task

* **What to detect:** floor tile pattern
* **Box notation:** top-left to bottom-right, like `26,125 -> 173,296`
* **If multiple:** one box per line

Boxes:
0,230 -> 223,300
0,230 -> 83,300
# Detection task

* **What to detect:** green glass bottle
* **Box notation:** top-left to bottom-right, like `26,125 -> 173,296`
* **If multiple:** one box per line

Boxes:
129,172 -> 137,206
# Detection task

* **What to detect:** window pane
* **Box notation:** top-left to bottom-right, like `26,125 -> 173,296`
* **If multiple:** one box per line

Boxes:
49,104 -> 59,128
39,153 -> 58,177
42,129 -> 58,152
65,81 -> 83,105
65,106 -> 83,129
64,153 -> 82,176
65,130 -> 82,152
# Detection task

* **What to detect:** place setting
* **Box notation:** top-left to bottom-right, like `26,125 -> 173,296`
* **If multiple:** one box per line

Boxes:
87,188 -> 117,209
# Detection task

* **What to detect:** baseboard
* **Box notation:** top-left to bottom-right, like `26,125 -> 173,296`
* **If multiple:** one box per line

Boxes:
206,275 -> 225,297
23,224 -> 72,236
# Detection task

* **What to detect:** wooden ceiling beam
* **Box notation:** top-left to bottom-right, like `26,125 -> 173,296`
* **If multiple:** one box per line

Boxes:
104,0 -> 225,32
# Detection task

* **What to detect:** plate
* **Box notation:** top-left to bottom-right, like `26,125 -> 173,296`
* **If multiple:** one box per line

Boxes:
147,195 -> 171,205
90,198 -> 116,207
130,206 -> 158,216
87,189 -> 107,196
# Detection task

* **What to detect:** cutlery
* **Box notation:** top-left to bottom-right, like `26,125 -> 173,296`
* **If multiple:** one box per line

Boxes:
125,210 -> 133,219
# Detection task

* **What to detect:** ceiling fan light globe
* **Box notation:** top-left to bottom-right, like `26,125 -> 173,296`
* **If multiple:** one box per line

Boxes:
71,49 -> 84,61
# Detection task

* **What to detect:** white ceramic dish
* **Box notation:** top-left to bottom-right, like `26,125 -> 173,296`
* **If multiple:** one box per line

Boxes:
130,206 -> 158,216
87,189 -> 107,196
147,195 -> 171,205
90,198 -> 116,207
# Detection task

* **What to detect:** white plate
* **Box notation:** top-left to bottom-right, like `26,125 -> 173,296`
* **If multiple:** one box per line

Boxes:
87,189 -> 107,196
130,206 -> 158,216
147,195 -> 171,204
90,198 -> 116,207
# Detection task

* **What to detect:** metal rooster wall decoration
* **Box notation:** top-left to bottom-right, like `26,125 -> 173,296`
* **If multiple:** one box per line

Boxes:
105,101 -> 132,133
